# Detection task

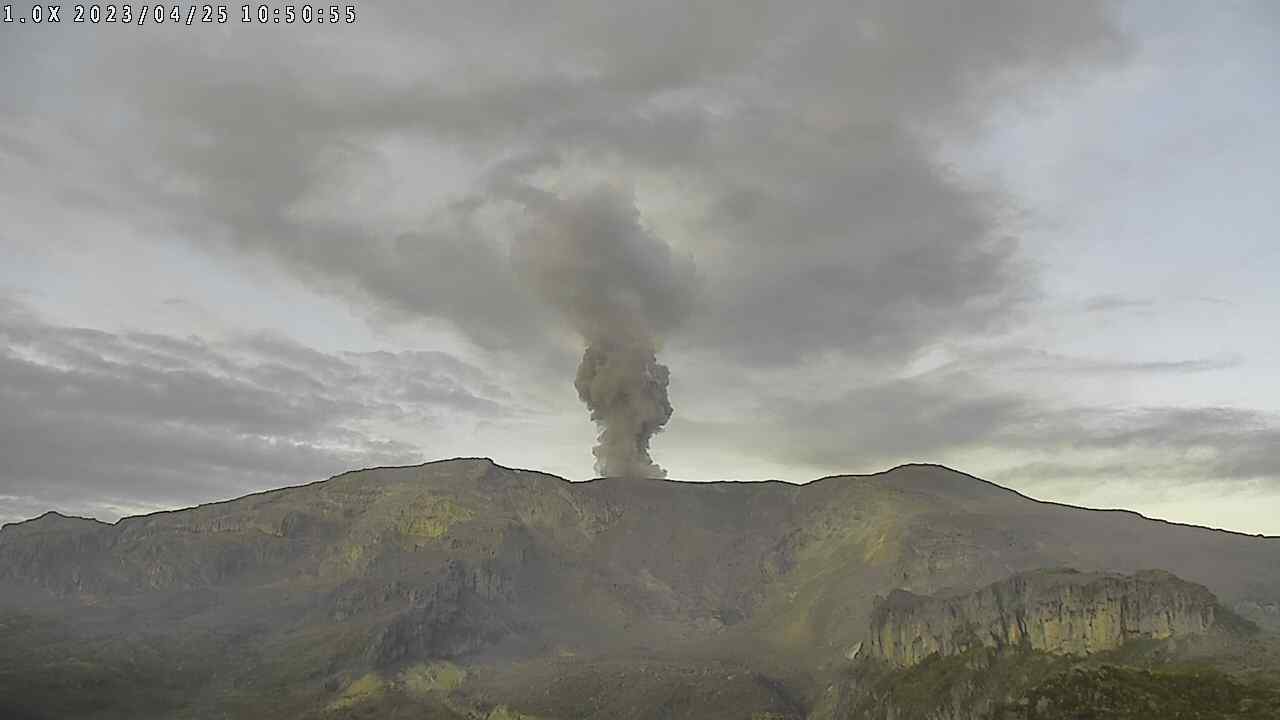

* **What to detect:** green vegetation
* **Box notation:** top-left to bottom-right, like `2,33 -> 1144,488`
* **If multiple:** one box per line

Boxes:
328,673 -> 387,710
840,639 -> 1280,720
998,665 -> 1280,719
400,660 -> 468,696
845,647 -> 1068,720
396,495 -> 475,540
483,705 -> 543,720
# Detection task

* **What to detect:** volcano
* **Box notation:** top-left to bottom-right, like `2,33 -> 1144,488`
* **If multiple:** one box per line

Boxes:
2,458 -> 1278,719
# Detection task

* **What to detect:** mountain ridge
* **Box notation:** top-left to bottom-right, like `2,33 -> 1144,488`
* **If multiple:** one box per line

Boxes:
3,458 -> 1278,719
6,457 -> 1274,540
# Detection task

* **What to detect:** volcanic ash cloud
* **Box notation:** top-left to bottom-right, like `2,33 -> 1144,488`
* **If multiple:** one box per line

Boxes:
574,340 -> 673,478
512,184 -> 696,478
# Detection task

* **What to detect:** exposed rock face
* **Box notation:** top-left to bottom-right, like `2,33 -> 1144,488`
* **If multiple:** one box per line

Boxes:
867,568 -> 1219,667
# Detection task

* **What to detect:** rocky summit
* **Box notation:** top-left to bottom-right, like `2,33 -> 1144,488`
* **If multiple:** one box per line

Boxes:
1,458 -> 1279,719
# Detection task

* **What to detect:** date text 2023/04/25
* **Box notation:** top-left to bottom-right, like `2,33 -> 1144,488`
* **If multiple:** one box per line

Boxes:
2,4 -> 356,24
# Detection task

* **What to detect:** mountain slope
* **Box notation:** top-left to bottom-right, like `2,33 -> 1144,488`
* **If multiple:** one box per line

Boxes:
1,458 -> 1277,718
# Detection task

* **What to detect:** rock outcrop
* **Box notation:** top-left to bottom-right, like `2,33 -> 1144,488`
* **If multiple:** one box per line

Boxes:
867,568 -> 1218,667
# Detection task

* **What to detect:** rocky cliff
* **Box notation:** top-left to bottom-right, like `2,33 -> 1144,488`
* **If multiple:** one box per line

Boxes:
866,568 -> 1219,667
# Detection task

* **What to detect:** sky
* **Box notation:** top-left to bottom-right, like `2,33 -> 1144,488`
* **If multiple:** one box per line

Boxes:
1,0 -> 1277,534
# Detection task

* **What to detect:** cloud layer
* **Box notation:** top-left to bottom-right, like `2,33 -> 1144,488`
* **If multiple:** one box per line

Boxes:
0,300 -> 512,522
2,0 -> 1126,365
3,1 -> 1279,532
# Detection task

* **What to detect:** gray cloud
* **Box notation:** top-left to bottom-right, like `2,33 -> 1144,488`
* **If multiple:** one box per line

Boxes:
977,406 -> 1280,507
1082,294 -> 1157,313
1026,406 -> 1280,481
675,368 -> 1031,471
1080,294 -> 1239,315
970,348 -> 1242,376
0,300 -> 512,523
0,1 -> 1127,371
672,354 -> 1280,492
0,1 -> 1126,481
21,1 -> 1274,523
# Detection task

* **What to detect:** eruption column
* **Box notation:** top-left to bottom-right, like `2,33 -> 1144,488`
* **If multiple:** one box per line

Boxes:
510,183 -> 696,478
575,340 -> 673,478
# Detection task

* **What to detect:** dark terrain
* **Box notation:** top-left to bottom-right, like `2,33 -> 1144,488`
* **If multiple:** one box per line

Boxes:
1,458 -> 1278,718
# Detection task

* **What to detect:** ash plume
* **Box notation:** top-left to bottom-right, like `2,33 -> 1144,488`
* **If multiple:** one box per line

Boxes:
512,183 -> 696,477
574,341 -> 672,477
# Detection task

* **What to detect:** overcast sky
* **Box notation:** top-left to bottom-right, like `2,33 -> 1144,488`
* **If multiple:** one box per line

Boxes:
2,0 -> 1277,533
